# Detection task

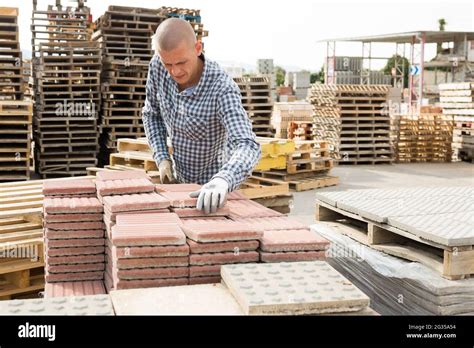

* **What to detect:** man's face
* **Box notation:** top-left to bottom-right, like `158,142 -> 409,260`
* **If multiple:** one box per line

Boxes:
159,40 -> 202,86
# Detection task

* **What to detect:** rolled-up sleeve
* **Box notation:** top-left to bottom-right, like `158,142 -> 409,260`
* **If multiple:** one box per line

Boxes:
211,84 -> 261,191
142,56 -> 171,165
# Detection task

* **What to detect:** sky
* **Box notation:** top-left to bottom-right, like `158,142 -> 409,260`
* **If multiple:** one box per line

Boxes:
4,0 -> 474,72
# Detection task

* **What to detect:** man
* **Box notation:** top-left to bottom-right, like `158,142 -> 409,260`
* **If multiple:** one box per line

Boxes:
142,18 -> 261,214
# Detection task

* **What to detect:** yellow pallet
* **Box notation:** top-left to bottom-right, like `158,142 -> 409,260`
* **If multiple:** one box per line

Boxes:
257,137 -> 295,158
254,156 -> 286,171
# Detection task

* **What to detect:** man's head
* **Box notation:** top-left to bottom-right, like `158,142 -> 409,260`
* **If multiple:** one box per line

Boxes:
153,18 -> 203,87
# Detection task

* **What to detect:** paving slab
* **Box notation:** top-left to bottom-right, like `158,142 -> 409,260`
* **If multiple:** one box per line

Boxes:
0,295 -> 114,315
44,197 -> 103,214
259,251 -> 327,263
221,261 -> 369,315
44,212 -> 103,223
103,193 -> 170,213
107,240 -> 189,259
44,221 -> 105,231
46,262 -> 105,274
44,280 -> 106,298
227,199 -> 282,218
189,276 -> 222,285
155,183 -> 201,192
173,206 -> 230,218
45,270 -> 104,283
190,251 -> 259,266
46,238 -> 105,248
46,246 -> 105,257
158,191 -> 197,207
189,265 -> 221,277
104,208 -> 170,222
45,229 -> 105,240
46,254 -> 105,266
112,266 -> 189,280
260,229 -> 330,252
111,223 -> 186,246
187,239 -> 259,254
234,216 -> 308,231
96,170 -> 149,181
96,178 -> 155,196
182,219 -> 263,242
43,179 -> 96,196
115,212 -> 181,225
110,283 -> 243,315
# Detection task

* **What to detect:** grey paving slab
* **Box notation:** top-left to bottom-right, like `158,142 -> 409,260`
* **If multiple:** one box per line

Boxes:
0,295 -> 114,315
110,283 -> 243,315
221,261 -> 369,315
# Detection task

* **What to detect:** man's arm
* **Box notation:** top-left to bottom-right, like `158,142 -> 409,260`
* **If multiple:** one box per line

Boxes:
211,84 -> 262,192
142,56 -> 171,165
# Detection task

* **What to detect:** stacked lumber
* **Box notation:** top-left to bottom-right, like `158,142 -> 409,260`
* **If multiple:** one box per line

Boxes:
93,6 -> 166,163
31,1 -> 100,178
234,76 -> 274,137
393,108 -> 453,162
310,84 -> 393,164
0,8 -> 31,181
271,101 -> 312,139
254,137 -> 339,192
438,82 -> 474,162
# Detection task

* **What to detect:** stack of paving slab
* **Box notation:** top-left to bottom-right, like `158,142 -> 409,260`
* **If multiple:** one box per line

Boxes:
314,222 -> 474,315
42,179 -> 106,284
45,280 -> 106,298
235,216 -> 329,263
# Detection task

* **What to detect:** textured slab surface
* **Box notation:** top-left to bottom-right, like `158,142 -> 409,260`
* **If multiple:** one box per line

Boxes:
260,229 -> 329,252
44,212 -> 103,223
227,199 -> 282,218
46,246 -> 105,257
158,191 -> 197,207
259,250 -> 327,263
109,255 -> 189,269
45,270 -> 104,282
221,261 -> 369,315
96,170 -> 149,181
0,295 -> 114,315
104,208 -> 169,222
105,271 -> 188,290
96,178 -> 155,196
316,187 -> 474,246
43,179 -> 96,196
46,238 -> 105,248
107,240 -> 189,259
115,212 -> 181,225
112,266 -> 189,280
44,221 -> 105,231
155,183 -> 201,192
110,283 -> 243,315
189,251 -> 259,266
111,224 -> 186,246
187,239 -> 259,254
44,197 -> 103,214
47,254 -> 105,266
45,229 -> 105,240
235,216 -> 308,231
182,219 -> 263,242
45,281 -> 106,298
173,206 -> 230,218
46,262 -> 105,274
103,193 -> 170,213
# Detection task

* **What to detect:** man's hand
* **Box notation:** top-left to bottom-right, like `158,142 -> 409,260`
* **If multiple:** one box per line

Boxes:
158,159 -> 174,184
189,177 -> 229,214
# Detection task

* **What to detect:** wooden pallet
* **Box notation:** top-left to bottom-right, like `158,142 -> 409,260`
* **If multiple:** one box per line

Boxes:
237,176 -> 289,199
253,171 -> 338,191
315,201 -> 474,280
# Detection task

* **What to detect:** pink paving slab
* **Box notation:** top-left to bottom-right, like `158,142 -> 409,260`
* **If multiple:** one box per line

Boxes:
115,212 -> 181,226
111,266 -> 189,280
259,250 -> 327,263
96,170 -> 150,181
226,199 -> 283,218
233,216 -> 308,231
227,191 -> 247,200
102,193 -> 170,213
157,191 -> 197,207
111,223 -> 186,247
189,251 -> 259,266
44,229 -> 105,240
188,276 -> 221,285
172,206 -> 230,218
189,264 -> 221,277
104,208 -> 171,223
181,219 -> 263,243
96,178 -> 155,196
104,270 -> 188,290
259,229 -> 330,252
187,239 -> 259,254
44,197 -> 103,214
44,280 -> 106,298
42,179 -> 96,196
106,239 -> 189,259
46,254 -> 105,266
111,255 -> 189,269
44,212 -> 103,223
45,271 -> 104,283
45,193 -> 97,198
44,221 -> 105,231
155,183 -> 201,192
46,238 -> 105,249
46,262 -> 105,274
46,246 -> 105,257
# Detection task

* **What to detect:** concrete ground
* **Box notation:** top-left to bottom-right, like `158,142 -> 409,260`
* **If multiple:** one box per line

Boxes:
289,162 -> 474,225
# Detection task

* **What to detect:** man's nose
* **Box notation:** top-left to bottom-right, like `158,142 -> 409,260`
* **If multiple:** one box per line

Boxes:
171,67 -> 181,76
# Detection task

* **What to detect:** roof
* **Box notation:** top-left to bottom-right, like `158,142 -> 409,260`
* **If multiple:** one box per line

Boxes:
319,31 -> 474,44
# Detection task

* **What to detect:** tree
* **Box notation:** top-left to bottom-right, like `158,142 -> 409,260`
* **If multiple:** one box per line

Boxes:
275,66 -> 286,86
310,66 -> 325,84
437,18 -> 447,54
382,54 -> 409,88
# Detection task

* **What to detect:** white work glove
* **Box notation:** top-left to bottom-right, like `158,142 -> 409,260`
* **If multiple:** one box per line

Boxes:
189,177 -> 229,214
158,159 -> 174,184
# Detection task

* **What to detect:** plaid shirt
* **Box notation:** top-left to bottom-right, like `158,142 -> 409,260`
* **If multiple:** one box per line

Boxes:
142,54 -> 261,191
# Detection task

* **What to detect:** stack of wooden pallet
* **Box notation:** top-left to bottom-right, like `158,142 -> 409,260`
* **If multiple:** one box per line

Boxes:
271,101 -> 312,139
159,7 -> 208,41
93,6 -> 165,163
438,82 -> 474,162
31,1 -> 100,178
254,137 -> 339,191
393,107 -> 453,163
310,84 -> 393,165
234,77 -> 274,137
0,7 -> 32,181
287,121 -> 313,141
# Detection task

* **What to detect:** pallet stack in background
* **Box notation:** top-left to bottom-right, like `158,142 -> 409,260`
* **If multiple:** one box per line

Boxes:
393,107 -> 453,163
310,84 -> 393,165
0,7 -> 32,181
234,77 -> 274,137
160,7 -> 208,42
271,101 -> 312,139
31,1 -> 100,178
438,82 -> 474,162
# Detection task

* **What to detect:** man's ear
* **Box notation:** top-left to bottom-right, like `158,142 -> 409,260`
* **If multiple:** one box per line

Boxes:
195,40 -> 203,56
